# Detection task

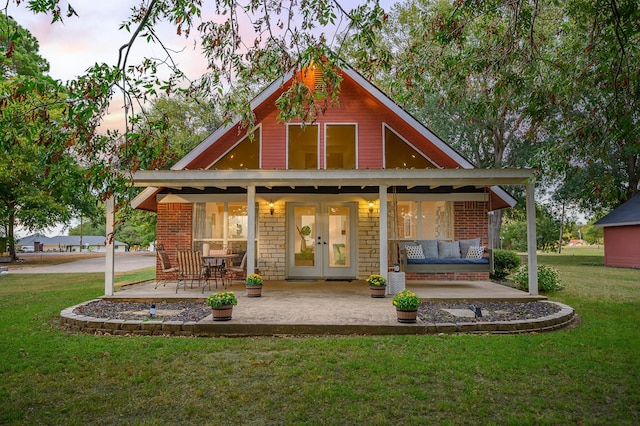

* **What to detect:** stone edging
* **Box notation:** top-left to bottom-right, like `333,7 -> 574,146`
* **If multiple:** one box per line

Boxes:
59,300 -> 576,337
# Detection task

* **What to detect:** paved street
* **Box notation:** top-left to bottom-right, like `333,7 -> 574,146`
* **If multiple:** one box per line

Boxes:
8,252 -> 155,274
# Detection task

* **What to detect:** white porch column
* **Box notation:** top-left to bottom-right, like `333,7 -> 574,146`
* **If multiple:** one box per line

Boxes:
247,185 -> 256,276
526,181 -> 539,295
105,196 -> 115,296
379,185 -> 388,277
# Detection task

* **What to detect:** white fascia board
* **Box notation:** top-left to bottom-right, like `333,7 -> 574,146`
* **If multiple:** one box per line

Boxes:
490,185 -> 518,208
131,187 -> 159,209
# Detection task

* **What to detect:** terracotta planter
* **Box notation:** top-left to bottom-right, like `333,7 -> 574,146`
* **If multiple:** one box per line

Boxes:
245,285 -> 263,297
211,304 -> 233,321
396,308 -> 418,323
369,285 -> 386,298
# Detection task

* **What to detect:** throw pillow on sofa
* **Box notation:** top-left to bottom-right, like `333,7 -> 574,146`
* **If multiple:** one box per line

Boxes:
420,240 -> 439,258
466,246 -> 485,259
438,240 -> 461,258
459,238 -> 481,258
405,245 -> 425,259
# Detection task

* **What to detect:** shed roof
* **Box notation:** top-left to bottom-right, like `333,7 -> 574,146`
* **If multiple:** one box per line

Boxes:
594,194 -> 640,227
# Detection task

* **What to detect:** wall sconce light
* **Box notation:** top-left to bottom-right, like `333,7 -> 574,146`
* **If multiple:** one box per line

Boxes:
269,201 -> 275,216
368,201 -> 374,214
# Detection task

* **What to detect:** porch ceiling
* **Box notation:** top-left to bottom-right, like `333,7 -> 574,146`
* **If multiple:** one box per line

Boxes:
131,168 -> 536,189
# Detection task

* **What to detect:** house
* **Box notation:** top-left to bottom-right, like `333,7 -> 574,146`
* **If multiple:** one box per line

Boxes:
17,233 -> 128,253
594,194 -> 640,268
126,61 -> 539,295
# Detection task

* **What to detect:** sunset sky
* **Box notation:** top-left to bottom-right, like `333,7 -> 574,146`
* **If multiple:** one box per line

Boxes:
9,1 -> 397,82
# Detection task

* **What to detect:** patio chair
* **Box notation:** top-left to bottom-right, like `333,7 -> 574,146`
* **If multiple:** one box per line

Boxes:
176,250 -> 209,293
203,248 -> 228,292
155,250 -> 179,289
225,251 -> 247,286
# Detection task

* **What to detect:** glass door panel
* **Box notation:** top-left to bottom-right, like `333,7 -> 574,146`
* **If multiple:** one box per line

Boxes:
327,206 -> 350,268
292,205 -> 319,274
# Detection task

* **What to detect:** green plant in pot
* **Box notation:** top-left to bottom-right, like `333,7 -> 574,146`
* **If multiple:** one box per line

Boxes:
206,291 -> 238,321
392,289 -> 420,323
245,273 -> 263,297
246,273 -> 263,286
366,274 -> 387,298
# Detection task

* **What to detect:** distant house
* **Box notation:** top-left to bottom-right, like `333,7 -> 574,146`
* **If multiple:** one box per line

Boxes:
594,194 -> 640,268
17,233 -> 128,253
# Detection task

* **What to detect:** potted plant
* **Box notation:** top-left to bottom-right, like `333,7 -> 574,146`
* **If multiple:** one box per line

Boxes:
206,291 -> 238,321
245,273 -> 263,297
366,274 -> 387,298
392,289 -> 420,323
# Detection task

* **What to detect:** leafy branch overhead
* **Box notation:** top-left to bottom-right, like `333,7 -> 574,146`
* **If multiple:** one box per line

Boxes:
2,0 -> 388,205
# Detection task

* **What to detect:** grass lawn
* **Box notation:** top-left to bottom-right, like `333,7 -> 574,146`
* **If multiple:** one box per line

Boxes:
1,254 -> 638,425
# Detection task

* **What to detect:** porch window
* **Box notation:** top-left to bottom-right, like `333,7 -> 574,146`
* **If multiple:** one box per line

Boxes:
192,202 -> 255,254
325,124 -> 356,169
388,201 -> 453,240
210,128 -> 260,169
288,124 -> 318,169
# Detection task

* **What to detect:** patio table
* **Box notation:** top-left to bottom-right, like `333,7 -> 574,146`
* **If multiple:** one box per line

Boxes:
202,254 -> 236,290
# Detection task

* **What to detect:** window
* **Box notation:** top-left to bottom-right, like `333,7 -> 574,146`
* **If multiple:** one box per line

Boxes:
388,201 -> 453,240
210,128 -> 260,169
193,202 -> 255,253
288,124 -> 318,169
384,126 -> 437,169
325,124 -> 356,169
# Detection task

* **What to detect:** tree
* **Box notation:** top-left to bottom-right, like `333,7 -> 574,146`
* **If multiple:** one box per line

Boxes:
2,0 -> 389,226
536,0 -> 640,213
0,16 -> 98,260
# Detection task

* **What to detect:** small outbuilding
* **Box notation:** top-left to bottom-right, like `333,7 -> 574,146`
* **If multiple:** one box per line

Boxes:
594,194 -> 640,268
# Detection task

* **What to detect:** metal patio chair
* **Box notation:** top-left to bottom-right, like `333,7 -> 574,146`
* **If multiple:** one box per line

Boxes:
155,250 -> 179,289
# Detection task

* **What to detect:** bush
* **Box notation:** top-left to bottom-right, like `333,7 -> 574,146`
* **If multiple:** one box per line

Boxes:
510,265 -> 563,292
492,249 -> 522,280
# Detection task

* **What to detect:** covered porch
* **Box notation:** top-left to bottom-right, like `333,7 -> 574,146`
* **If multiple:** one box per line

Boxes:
105,168 -> 540,297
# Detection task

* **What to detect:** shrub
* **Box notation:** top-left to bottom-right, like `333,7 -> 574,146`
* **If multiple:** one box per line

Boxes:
492,249 -> 522,280
511,265 -> 563,292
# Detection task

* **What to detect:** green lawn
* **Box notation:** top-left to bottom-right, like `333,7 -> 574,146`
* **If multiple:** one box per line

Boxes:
1,255 -> 638,425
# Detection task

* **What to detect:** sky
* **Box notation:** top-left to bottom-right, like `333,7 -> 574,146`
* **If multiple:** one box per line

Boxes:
8,1 -> 398,237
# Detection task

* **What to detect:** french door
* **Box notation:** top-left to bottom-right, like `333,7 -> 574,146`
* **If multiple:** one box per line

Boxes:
287,202 -> 357,279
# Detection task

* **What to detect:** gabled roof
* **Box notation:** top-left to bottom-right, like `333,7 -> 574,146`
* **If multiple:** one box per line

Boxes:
132,61 -> 520,210
594,194 -> 640,227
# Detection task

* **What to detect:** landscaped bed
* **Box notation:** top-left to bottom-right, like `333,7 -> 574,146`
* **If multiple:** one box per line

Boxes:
74,299 -> 562,324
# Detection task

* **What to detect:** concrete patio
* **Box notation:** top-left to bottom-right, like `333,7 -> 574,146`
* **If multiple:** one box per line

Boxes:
60,279 -> 577,337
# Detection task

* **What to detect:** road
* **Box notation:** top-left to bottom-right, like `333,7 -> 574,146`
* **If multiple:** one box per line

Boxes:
7,253 -> 155,274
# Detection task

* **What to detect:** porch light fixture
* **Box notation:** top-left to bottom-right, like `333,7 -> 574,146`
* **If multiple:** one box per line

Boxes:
368,201 -> 374,214
269,201 -> 275,216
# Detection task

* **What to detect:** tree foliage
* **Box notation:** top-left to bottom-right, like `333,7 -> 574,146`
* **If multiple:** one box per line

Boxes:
0,16 -> 98,259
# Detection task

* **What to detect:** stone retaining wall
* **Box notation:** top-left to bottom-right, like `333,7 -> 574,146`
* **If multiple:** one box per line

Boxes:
60,300 -> 576,337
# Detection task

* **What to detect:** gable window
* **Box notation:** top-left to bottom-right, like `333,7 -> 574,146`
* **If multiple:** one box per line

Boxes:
210,128 -> 260,169
288,124 -> 318,169
384,126 -> 437,169
388,201 -> 453,240
325,124 -> 356,169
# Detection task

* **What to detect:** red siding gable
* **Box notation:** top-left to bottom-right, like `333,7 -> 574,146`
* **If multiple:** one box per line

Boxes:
182,69 -> 464,171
